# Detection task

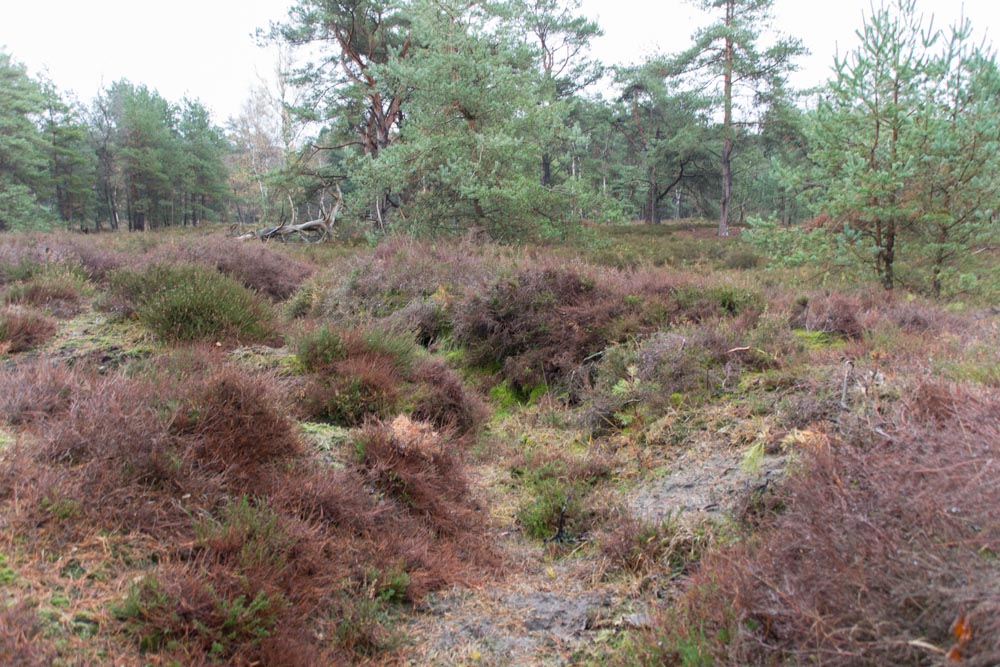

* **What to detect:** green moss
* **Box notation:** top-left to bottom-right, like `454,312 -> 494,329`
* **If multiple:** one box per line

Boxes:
791,328 -> 844,349
489,380 -> 522,411
299,421 -> 352,463
0,552 -> 18,585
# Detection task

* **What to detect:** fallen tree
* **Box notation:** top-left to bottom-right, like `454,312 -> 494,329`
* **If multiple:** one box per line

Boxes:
233,187 -> 342,243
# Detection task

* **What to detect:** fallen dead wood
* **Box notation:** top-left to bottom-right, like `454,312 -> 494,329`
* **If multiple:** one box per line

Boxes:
233,186 -> 342,243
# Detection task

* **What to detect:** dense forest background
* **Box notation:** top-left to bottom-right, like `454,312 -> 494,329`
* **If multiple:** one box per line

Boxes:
1,0 -> 997,295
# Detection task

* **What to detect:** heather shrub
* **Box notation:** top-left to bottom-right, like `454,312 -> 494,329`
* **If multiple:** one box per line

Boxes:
316,234 -> 506,323
295,325 -> 349,372
452,268 -> 623,393
410,359 -> 488,435
673,284 -> 764,323
722,248 -> 760,270
0,600 -> 57,666
355,416 -> 477,538
284,280 -> 319,319
151,237 -> 314,300
0,360 -> 77,424
0,307 -> 57,354
789,292 -> 865,339
114,566 -> 287,661
451,267 -> 764,396
3,349 -> 491,663
296,325 -> 427,426
107,264 -> 278,344
174,367 -> 302,475
639,382 -> 1000,665
585,316 -> 778,432
381,296 -> 451,347
302,355 -> 403,426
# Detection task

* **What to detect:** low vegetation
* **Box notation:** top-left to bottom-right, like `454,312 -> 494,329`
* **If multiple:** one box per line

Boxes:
0,223 -> 996,665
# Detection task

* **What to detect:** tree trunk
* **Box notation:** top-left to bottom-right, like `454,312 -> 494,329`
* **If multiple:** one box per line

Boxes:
646,165 -> 659,224
878,219 -> 895,290
718,0 -> 734,237
719,135 -> 733,236
541,153 -> 552,187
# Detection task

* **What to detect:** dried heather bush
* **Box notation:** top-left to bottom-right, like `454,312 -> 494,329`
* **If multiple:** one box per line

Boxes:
316,234 -> 506,322
0,306 -> 57,353
36,373 -> 205,532
356,416 -> 477,537
452,268 -> 616,391
381,297 -> 450,347
115,564 -> 288,662
0,360 -> 78,425
410,359 -> 488,435
599,515 -> 670,575
790,293 -> 865,339
673,284 -> 764,323
273,462 -> 385,533
302,355 -> 403,426
3,264 -> 87,318
177,367 -> 303,474
647,382 -> 1000,666
0,600 -> 57,666
151,237 -> 314,300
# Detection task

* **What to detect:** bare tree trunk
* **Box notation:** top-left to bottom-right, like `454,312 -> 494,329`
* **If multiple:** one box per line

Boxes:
646,165 -> 659,224
718,0 -> 734,237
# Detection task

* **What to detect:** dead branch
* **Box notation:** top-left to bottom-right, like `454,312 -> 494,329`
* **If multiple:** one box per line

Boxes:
234,185 -> 342,243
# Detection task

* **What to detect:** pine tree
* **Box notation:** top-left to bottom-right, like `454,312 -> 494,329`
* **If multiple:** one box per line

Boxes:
808,0 -> 934,290
674,0 -> 804,235
0,51 -> 52,230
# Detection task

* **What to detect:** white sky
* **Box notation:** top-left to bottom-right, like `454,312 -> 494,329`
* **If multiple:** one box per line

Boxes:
1,0 -> 997,124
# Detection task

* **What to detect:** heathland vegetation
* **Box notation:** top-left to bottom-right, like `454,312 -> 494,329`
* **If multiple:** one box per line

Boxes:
0,223 -> 997,665
1,0 -> 998,664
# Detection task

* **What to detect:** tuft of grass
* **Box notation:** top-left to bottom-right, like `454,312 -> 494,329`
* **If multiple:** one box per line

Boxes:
510,446 -> 610,542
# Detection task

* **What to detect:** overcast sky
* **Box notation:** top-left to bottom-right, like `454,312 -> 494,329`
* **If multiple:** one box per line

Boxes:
1,0 -> 997,124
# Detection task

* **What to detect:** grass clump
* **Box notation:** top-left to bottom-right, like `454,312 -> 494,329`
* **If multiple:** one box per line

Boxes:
599,514 -> 722,578
510,445 -> 611,542
107,264 -> 278,344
